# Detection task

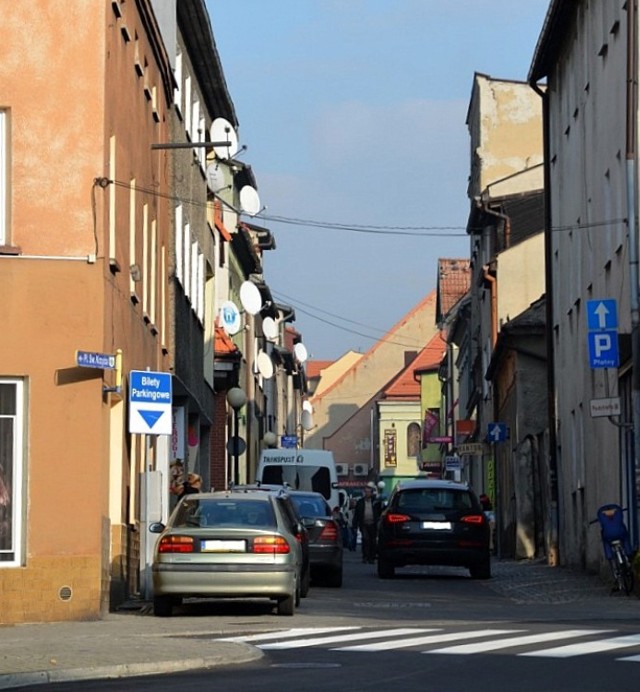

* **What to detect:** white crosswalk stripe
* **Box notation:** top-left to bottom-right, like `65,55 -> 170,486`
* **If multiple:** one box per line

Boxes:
333,629 -> 521,652
215,626 -> 640,662
426,629 -> 610,655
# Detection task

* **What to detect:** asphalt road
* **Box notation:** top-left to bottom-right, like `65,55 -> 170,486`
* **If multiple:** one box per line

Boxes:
22,551 -> 640,692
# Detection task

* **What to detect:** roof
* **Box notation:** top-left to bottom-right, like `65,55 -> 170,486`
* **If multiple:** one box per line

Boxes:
383,332 -> 446,399
394,479 -> 470,492
306,360 -> 334,379
529,1 -> 578,84
436,259 -> 471,323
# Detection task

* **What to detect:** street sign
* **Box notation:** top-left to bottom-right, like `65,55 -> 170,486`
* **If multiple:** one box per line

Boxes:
281,435 -> 298,449
487,422 -> 508,443
590,397 -> 621,418
128,370 -> 172,435
586,299 -> 619,369
76,350 -> 116,369
445,455 -> 462,471
588,331 -> 619,368
458,442 -> 486,456
587,299 -> 618,331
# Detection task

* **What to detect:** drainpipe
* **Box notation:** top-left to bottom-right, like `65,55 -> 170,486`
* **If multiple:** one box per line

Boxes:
483,265 -> 498,347
626,0 -> 639,548
530,74 -> 559,566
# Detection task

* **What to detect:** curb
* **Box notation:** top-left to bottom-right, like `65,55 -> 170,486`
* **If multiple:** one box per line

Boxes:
0,647 -> 264,690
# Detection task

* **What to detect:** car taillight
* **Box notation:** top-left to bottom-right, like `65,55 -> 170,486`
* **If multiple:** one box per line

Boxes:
461,514 -> 485,524
319,521 -> 339,541
385,513 -> 410,524
158,535 -> 194,553
252,535 -> 291,554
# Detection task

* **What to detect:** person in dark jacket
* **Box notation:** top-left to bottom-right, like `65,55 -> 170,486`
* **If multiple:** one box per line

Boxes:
352,482 -> 382,563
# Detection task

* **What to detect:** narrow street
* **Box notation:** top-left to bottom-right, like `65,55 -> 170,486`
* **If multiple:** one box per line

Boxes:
23,551 -> 640,692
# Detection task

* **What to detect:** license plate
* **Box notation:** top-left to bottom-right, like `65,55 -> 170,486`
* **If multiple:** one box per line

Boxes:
201,540 -> 246,552
421,521 -> 451,530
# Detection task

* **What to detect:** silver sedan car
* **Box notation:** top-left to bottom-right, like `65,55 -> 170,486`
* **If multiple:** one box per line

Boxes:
149,490 -> 305,616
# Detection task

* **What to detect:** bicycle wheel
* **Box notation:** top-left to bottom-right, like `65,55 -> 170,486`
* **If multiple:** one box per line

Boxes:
621,558 -> 635,595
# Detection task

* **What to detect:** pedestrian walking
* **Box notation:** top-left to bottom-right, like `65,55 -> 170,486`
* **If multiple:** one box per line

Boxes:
352,482 -> 381,563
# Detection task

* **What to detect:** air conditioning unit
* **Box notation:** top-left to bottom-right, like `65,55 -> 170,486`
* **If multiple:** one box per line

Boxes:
335,463 -> 347,476
353,463 -> 368,477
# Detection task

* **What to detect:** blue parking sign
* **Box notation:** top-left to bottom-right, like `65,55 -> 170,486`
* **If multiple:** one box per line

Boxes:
588,331 -> 619,368
587,299 -> 618,331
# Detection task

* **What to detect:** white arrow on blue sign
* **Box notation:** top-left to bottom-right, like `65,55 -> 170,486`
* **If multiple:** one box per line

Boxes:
587,299 -> 618,331
128,370 -> 172,435
487,422 -> 508,442
586,299 -> 619,369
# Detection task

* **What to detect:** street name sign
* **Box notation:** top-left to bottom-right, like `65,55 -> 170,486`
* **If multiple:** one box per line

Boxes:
281,435 -> 298,449
128,370 -> 172,435
445,455 -> 462,471
586,299 -> 619,369
590,397 -> 621,418
76,350 -> 116,369
458,442 -> 486,456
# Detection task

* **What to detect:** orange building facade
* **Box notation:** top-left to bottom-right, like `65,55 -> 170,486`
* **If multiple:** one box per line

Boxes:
0,1 -> 173,623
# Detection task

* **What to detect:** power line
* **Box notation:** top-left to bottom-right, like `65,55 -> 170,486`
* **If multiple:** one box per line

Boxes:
271,290 -> 428,351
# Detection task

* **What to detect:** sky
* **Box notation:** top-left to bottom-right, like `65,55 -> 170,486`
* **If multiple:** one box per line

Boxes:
205,0 -> 551,361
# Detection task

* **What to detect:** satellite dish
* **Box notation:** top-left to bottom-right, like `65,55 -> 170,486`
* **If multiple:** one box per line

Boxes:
301,409 -> 314,431
294,342 -> 308,363
239,186 -> 261,216
257,350 -> 274,379
262,316 -> 278,341
210,117 -> 239,159
219,300 -> 241,335
302,400 -> 313,413
205,162 -> 225,193
239,281 -> 263,315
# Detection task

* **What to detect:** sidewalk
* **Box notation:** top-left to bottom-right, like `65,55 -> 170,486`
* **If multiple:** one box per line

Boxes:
0,558 -> 637,689
0,609 -> 263,689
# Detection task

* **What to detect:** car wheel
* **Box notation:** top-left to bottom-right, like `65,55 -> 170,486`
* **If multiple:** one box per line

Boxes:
469,557 -> 491,580
277,591 -> 295,616
377,557 -> 395,579
326,568 -> 343,588
153,595 -> 173,617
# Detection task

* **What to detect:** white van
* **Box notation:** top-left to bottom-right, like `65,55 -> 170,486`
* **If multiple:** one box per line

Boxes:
256,449 -> 342,510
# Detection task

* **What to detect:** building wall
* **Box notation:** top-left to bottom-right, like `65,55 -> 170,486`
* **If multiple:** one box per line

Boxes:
544,0 -> 629,568
467,74 -> 544,201
496,235 -> 545,325
307,291 -> 438,460
378,401 -> 422,478
0,0 -> 173,623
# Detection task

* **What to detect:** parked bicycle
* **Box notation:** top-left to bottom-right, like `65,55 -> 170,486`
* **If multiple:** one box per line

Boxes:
590,503 -> 635,595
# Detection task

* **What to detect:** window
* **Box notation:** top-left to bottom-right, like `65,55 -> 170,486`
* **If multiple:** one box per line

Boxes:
0,110 -> 7,246
0,379 -> 25,566
407,422 -> 421,457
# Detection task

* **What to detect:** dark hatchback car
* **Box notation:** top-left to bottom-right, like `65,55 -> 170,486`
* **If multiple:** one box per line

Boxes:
287,490 -> 344,587
377,479 -> 491,580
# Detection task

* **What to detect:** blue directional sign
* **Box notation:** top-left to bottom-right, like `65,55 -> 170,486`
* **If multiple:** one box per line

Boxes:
587,299 -> 618,331
487,422 -> 508,443
128,370 -> 172,435
586,298 -> 619,369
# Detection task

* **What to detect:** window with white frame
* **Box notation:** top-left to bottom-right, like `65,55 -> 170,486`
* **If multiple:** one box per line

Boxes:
175,204 -> 183,284
0,110 -> 7,246
0,379 -> 24,566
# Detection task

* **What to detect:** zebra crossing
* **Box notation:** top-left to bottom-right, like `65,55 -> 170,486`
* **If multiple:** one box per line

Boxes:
217,626 -> 640,662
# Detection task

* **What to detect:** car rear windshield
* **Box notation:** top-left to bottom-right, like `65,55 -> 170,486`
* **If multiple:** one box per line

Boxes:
290,494 -> 329,518
172,498 -> 276,528
262,465 -> 332,502
396,488 -> 475,513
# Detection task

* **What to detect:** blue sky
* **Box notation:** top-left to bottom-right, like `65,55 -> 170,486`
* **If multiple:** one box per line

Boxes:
205,0 -> 551,360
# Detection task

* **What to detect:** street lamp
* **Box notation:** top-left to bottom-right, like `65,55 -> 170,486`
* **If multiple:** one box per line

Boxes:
263,431 -> 278,448
227,387 -> 247,486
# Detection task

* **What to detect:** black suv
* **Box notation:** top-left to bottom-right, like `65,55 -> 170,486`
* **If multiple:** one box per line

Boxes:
376,479 -> 491,580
